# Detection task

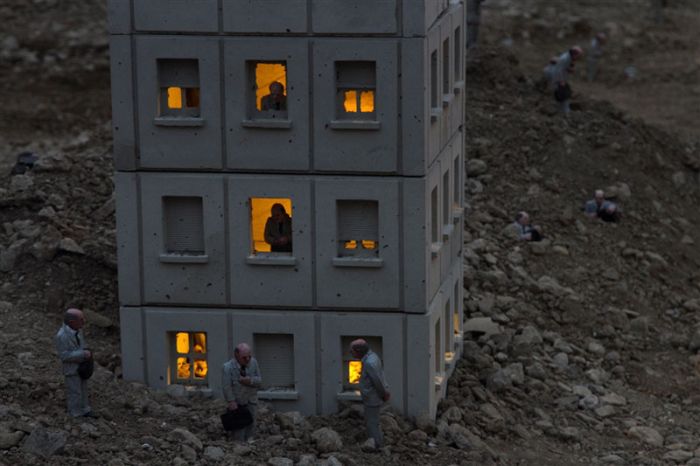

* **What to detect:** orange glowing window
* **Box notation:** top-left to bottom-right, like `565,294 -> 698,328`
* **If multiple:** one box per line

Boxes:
158,59 -> 200,117
171,331 -> 208,384
336,61 -> 376,119
250,197 -> 293,254
253,62 -> 288,113
348,361 -> 362,384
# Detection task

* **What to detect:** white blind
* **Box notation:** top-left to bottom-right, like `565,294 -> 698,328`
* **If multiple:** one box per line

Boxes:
164,197 -> 205,254
336,61 -> 375,88
158,59 -> 200,87
337,200 -> 378,242
254,334 -> 294,389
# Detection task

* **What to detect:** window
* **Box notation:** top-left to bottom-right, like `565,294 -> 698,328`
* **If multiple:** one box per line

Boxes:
453,281 -> 461,335
254,333 -> 295,391
171,331 -> 208,384
250,198 -> 293,255
336,61 -> 376,120
434,320 -> 441,373
430,187 -> 438,244
163,197 -> 205,255
453,155 -> 461,209
341,336 -> 383,390
337,200 -> 378,258
442,38 -> 450,97
430,51 -> 438,112
158,59 -> 200,118
250,61 -> 288,118
454,27 -> 462,83
444,300 -> 453,360
442,171 -> 450,229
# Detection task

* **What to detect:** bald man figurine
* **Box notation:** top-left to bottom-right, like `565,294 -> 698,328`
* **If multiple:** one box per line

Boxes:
55,308 -> 95,417
350,339 -> 390,449
222,343 -> 262,441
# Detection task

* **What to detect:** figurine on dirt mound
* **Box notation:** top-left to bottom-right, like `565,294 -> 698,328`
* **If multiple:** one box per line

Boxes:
552,46 -> 584,114
585,189 -> 621,223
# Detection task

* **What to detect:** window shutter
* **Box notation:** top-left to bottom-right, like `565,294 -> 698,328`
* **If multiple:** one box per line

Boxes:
337,200 -> 378,242
158,59 -> 200,87
254,334 -> 294,389
164,197 -> 205,254
336,61 -> 375,88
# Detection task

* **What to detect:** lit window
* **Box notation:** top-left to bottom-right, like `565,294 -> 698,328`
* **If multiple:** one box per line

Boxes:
171,331 -> 208,384
337,200 -> 378,258
254,333 -> 295,391
250,61 -> 288,117
250,198 -> 293,254
163,197 -> 205,255
158,59 -> 200,118
336,61 -> 376,120
341,336 -> 383,390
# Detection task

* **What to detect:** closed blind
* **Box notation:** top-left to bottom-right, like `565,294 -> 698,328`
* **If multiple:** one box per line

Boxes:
336,61 -> 375,88
337,200 -> 378,242
158,59 -> 200,87
254,334 -> 294,389
164,197 -> 205,254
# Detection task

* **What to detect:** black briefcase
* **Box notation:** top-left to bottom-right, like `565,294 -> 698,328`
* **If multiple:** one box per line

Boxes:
77,354 -> 94,380
220,406 -> 253,431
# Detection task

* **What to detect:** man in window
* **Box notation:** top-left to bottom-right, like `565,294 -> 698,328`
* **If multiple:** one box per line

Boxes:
350,339 -> 390,450
260,81 -> 286,111
264,203 -> 292,253
222,343 -> 262,442
55,308 -> 96,418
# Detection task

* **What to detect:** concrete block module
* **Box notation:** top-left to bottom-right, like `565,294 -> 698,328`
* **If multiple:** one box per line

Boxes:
111,0 -> 465,418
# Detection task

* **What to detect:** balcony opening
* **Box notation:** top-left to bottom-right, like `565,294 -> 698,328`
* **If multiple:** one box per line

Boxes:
337,200 -> 379,258
158,59 -> 200,118
171,331 -> 208,384
336,61 -> 376,120
163,196 -> 205,256
250,197 -> 293,254
250,61 -> 288,118
254,333 -> 295,391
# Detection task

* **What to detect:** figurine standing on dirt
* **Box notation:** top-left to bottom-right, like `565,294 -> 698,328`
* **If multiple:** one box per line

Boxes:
222,343 -> 262,442
586,32 -> 607,82
467,0 -> 486,48
552,46 -> 584,114
350,339 -> 391,450
55,308 -> 96,417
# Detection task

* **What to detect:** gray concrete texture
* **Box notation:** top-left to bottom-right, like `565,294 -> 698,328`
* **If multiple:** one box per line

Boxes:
111,0 -> 466,419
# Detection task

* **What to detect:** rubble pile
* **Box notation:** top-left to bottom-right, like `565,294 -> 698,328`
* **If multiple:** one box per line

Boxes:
4,0 -> 700,465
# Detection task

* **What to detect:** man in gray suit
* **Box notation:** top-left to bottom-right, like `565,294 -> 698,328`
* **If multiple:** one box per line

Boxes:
350,339 -> 391,449
222,342 -> 262,441
55,308 -> 95,417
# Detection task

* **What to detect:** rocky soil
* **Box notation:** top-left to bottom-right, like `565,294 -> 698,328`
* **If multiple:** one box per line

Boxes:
4,0 -> 700,465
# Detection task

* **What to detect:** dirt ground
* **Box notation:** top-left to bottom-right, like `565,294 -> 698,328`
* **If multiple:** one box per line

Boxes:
3,0 -> 700,465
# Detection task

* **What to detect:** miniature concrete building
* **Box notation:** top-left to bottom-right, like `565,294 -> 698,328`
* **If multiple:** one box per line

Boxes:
110,0 -> 465,419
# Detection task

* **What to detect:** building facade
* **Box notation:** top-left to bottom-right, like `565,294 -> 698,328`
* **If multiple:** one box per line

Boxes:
110,0 -> 465,419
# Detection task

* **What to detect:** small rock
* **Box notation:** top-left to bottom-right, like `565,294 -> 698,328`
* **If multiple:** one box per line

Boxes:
628,426 -> 663,447
203,446 -> 225,461
58,238 -> 85,255
466,159 -> 488,177
268,457 -> 293,466
661,450 -> 692,462
311,427 -> 342,453
83,308 -> 113,329
0,431 -> 25,449
297,454 -> 318,466
463,317 -> 501,337
21,428 -> 68,458
594,405 -> 616,418
168,428 -> 203,451
361,438 -> 377,452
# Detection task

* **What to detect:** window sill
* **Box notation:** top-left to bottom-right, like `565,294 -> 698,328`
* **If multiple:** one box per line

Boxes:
329,120 -> 381,131
241,119 -> 292,129
332,257 -> 384,268
454,80 -> 465,95
153,117 -> 204,127
442,224 -> 454,241
246,254 -> 297,266
430,242 -> 442,258
258,389 -> 299,400
430,108 -> 442,123
337,390 -> 361,402
160,253 -> 208,264
442,93 -> 453,108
